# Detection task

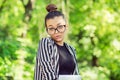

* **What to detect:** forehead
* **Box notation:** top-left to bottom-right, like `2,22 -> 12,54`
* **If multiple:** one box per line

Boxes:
46,16 -> 65,27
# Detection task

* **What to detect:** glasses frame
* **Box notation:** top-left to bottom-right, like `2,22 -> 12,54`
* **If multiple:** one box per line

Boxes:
46,25 -> 66,35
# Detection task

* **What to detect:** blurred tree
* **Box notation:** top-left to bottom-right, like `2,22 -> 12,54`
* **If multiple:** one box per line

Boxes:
69,0 -> 120,80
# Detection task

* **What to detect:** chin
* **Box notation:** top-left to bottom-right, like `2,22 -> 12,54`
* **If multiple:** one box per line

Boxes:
55,38 -> 63,42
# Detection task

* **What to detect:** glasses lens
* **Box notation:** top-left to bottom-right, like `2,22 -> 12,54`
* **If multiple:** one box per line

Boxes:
47,28 -> 55,34
57,25 -> 66,32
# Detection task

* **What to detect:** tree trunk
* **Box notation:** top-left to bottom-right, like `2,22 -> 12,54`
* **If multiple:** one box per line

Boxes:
0,0 -> 6,12
91,36 -> 98,67
20,0 -> 34,38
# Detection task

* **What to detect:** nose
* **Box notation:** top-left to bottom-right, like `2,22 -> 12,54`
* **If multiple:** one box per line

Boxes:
54,29 -> 59,33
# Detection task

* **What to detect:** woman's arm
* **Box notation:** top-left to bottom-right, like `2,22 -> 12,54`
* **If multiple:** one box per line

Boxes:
34,38 -> 56,80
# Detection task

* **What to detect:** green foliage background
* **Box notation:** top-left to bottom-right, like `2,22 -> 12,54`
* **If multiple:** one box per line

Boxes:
0,0 -> 120,80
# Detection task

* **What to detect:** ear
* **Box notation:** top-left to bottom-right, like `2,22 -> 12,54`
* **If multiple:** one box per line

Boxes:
65,24 -> 68,30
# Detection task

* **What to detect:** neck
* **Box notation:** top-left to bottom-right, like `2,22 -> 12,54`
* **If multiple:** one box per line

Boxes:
56,41 -> 64,46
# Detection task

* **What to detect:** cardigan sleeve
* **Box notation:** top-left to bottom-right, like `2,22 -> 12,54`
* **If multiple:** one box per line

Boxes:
34,38 -> 57,80
69,45 -> 79,75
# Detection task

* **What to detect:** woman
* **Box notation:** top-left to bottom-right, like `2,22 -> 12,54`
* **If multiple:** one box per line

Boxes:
34,4 -> 79,80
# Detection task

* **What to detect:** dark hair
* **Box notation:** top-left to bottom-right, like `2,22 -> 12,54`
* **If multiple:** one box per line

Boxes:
45,4 -> 65,27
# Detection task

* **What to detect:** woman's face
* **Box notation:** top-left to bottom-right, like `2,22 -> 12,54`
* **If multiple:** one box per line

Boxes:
46,16 -> 67,44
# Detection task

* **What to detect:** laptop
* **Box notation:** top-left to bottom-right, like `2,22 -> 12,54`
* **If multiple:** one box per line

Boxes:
59,75 -> 81,80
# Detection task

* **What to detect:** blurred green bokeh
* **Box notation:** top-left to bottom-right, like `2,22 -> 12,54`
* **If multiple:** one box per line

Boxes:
0,0 -> 120,80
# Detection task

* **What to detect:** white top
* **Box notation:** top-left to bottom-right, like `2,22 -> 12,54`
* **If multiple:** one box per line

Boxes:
59,75 -> 81,80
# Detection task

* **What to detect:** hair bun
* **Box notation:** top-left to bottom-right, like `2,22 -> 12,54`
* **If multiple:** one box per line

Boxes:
46,4 -> 57,12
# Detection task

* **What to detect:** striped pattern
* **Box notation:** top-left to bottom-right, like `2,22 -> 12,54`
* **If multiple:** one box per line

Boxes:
34,37 -> 79,80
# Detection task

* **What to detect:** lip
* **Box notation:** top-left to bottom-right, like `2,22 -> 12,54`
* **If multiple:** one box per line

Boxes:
55,35 -> 61,39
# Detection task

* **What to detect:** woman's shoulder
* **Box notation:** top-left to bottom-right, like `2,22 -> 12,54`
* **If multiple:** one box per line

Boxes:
65,43 -> 76,51
40,37 -> 51,40
39,37 -> 54,44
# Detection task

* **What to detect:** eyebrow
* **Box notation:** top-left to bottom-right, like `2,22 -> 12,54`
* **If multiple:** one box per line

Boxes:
48,23 -> 62,27
57,23 -> 61,26
48,25 -> 53,27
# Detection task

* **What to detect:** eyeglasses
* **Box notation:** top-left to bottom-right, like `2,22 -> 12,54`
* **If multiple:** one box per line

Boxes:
47,25 -> 66,35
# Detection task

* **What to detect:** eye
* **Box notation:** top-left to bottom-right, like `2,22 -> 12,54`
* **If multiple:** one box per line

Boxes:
48,28 -> 55,31
57,25 -> 64,29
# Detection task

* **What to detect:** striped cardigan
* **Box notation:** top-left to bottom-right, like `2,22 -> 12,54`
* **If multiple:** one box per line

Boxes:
34,37 -> 79,80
